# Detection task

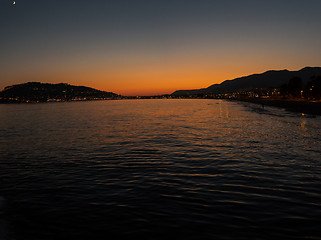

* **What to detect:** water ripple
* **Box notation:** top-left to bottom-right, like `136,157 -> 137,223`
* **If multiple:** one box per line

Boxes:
1,100 -> 321,239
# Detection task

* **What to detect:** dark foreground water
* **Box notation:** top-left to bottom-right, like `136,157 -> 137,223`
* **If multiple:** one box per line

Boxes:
0,99 -> 321,240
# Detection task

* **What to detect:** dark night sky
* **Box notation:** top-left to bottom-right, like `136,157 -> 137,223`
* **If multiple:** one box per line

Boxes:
1,0 -> 321,95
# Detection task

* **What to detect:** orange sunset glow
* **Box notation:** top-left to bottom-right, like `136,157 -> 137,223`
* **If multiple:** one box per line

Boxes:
1,1 -> 321,95
2,1 -> 321,240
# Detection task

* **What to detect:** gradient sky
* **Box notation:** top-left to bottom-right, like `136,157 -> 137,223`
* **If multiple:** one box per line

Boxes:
1,0 -> 321,96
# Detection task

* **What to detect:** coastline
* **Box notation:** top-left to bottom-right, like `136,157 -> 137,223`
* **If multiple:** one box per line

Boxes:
235,98 -> 321,116
1,96 -> 321,116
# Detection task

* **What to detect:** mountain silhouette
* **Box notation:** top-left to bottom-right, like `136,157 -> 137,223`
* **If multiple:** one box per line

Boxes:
0,82 -> 119,103
172,67 -> 321,96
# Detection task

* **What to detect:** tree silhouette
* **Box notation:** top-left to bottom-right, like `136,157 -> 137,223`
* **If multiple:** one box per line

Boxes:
305,76 -> 321,100
288,77 -> 303,98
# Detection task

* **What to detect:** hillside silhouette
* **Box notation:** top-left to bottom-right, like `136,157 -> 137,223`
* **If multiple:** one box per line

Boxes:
0,82 -> 120,103
172,67 -> 321,96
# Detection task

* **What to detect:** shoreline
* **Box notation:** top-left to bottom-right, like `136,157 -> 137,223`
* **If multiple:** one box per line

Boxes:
1,97 -> 321,116
235,98 -> 321,116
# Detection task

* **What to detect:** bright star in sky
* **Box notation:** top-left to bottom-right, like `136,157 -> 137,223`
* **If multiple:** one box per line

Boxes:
1,0 -> 321,96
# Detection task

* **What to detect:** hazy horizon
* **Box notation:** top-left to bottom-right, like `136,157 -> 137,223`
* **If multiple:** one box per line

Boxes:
1,0 -> 321,96
1,66 -> 320,97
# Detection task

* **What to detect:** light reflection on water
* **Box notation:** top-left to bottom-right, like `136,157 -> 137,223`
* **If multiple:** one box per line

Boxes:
0,99 -> 321,239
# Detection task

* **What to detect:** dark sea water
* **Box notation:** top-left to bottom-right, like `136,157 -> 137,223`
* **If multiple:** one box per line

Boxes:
0,99 -> 321,240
